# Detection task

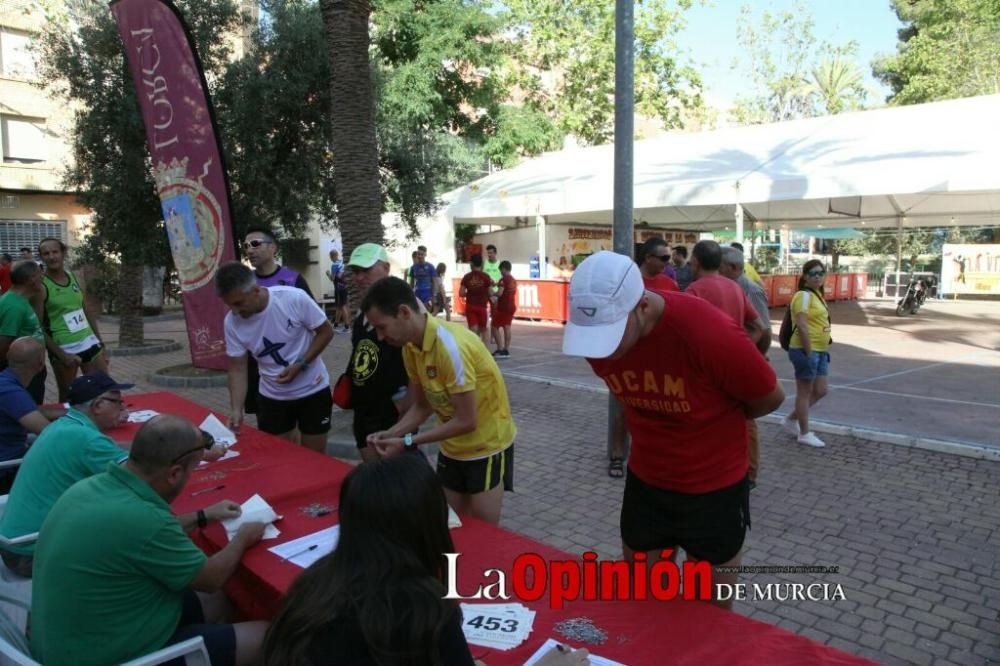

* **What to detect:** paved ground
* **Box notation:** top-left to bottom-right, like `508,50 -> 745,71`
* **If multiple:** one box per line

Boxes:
80,301 -> 1000,665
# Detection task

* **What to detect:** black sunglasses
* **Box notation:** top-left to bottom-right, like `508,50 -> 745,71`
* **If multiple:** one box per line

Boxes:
170,430 -> 216,465
807,270 -> 826,278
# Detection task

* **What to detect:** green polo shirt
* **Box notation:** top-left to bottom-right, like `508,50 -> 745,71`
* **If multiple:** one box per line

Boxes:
0,290 -> 44,342
0,408 -> 128,554
31,463 -> 207,666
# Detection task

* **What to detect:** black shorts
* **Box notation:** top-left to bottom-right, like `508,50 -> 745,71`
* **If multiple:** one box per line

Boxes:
49,343 -> 103,367
436,445 -> 514,494
334,285 -> 348,306
620,471 -> 750,564
257,386 -> 333,436
165,590 -> 236,666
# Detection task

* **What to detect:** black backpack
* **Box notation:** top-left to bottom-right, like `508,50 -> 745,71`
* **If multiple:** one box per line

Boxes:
778,305 -> 796,351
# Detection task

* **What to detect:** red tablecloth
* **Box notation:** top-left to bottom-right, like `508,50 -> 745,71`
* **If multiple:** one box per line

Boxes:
113,393 -> 870,666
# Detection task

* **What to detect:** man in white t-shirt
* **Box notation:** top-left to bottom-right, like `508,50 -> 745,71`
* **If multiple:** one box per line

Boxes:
215,262 -> 335,452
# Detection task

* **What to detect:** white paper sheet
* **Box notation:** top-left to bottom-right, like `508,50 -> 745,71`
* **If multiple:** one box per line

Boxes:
222,494 -> 281,541
198,449 -> 240,467
199,413 -> 237,446
523,639 -> 625,666
448,505 -> 462,529
127,410 -> 159,423
460,603 -> 536,651
268,526 -> 340,568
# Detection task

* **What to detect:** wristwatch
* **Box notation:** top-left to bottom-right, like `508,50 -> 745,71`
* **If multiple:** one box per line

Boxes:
403,433 -> 416,450
196,509 -> 208,529
294,356 -> 309,368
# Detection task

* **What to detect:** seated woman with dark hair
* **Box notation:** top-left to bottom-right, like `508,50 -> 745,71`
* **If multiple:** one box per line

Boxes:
263,455 -> 474,666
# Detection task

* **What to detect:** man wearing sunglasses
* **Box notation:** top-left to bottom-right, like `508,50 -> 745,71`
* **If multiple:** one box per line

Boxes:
637,238 -> 679,292
30,414 -> 267,666
0,371 -> 133,577
242,228 -> 315,426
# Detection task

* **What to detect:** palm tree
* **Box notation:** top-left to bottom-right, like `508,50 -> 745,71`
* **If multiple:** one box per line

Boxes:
810,57 -> 865,115
319,0 -> 385,280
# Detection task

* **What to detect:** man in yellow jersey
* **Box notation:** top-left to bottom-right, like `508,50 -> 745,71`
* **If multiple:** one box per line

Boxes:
362,277 -> 516,525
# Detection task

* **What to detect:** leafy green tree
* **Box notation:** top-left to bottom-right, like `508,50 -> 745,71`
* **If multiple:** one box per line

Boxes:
731,2 -> 868,124
36,0 -> 242,345
216,0 -> 336,240
873,0 -> 1000,105
503,0 -> 703,145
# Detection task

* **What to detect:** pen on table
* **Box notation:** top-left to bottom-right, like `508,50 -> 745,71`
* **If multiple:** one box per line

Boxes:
191,484 -> 225,496
281,544 -> 319,562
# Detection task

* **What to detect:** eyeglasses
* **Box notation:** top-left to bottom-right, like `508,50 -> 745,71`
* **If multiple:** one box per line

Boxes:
243,239 -> 272,249
807,271 -> 826,278
170,431 -> 215,465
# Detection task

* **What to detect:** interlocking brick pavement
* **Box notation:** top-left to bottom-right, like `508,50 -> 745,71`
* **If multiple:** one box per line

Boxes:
75,313 -> 1000,664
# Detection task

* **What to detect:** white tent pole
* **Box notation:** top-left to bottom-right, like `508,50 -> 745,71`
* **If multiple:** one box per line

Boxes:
536,214 -> 547,279
896,215 -> 903,274
735,203 -> 745,247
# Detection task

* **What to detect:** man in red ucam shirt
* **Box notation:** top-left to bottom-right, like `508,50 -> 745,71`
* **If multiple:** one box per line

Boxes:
686,240 -> 766,346
563,251 -> 783,609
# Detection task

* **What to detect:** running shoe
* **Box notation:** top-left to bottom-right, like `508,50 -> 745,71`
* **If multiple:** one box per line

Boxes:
797,432 -> 826,448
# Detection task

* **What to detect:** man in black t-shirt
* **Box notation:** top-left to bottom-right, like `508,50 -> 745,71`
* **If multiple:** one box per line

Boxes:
345,244 -> 411,462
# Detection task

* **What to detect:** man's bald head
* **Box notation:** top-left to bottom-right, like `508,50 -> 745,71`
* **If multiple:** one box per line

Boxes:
7,337 -> 44,370
10,260 -> 40,286
129,414 -> 204,475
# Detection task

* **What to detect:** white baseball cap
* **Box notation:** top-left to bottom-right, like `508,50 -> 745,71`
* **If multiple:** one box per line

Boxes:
562,251 -> 644,358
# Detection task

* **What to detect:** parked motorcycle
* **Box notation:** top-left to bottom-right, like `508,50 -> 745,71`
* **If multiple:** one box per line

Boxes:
895,275 -> 935,316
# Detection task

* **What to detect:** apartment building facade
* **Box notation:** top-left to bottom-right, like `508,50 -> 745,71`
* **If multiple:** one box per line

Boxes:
0,0 -> 89,258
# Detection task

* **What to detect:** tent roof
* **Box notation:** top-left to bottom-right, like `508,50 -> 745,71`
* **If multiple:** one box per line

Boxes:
444,95 -> 1000,231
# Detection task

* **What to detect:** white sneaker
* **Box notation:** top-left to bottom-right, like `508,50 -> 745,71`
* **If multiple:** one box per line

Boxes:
782,415 -> 800,436
797,432 -> 826,448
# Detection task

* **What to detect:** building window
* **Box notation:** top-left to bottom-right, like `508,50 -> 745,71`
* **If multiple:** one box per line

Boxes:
1,115 -> 47,163
0,28 -> 36,79
0,220 -> 66,257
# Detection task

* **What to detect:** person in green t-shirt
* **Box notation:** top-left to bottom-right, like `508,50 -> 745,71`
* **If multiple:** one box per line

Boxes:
483,244 -> 503,349
0,260 -> 46,403
38,237 -> 108,402
30,414 -> 269,666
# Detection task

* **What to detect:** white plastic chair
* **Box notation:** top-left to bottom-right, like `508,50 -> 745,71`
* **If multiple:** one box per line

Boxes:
0,461 -> 36,635
0,598 -> 211,666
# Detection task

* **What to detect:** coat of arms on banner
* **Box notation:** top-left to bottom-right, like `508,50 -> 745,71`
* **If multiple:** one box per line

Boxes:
155,157 -> 227,292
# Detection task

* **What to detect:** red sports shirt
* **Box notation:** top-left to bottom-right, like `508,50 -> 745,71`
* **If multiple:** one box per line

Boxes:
588,291 -> 777,493
642,273 -> 679,292
686,274 -> 758,327
461,270 -> 493,306
497,274 -> 517,311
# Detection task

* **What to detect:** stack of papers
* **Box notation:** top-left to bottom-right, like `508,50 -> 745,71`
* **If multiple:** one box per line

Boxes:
221,494 -> 281,541
523,639 -> 625,666
199,414 -> 237,446
460,603 -> 536,651
268,526 -> 340,568
127,410 -> 159,423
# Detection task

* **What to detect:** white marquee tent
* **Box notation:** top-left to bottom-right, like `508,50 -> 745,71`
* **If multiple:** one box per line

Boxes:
444,95 -> 1000,239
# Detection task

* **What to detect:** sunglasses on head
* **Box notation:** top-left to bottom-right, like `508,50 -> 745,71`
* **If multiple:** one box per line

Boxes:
807,270 -> 826,277
244,239 -> 272,249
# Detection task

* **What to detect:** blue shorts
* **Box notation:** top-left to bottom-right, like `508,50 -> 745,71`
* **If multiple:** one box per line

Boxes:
788,349 -> 830,381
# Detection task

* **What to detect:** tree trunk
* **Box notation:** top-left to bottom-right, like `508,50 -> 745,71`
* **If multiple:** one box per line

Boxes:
118,263 -> 145,347
320,0 -> 384,308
